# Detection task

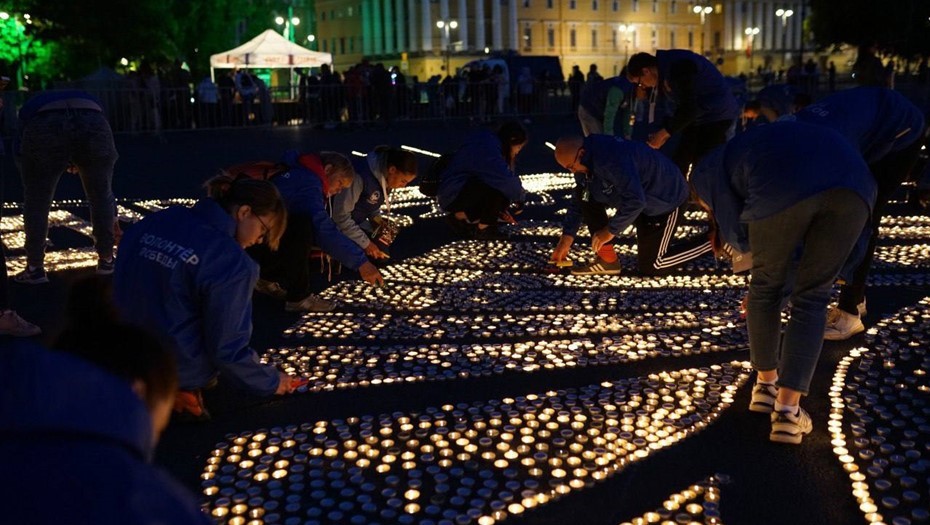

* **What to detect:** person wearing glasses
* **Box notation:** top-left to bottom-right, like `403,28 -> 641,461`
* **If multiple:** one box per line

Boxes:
551,134 -> 713,276
113,174 -> 299,420
625,50 -> 739,178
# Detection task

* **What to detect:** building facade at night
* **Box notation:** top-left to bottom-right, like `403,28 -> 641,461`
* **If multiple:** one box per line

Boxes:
311,0 -> 808,79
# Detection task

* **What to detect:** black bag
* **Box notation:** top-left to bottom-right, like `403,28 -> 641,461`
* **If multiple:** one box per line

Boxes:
418,152 -> 454,197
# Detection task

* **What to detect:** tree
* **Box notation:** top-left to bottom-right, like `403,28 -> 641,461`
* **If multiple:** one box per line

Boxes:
809,0 -> 930,56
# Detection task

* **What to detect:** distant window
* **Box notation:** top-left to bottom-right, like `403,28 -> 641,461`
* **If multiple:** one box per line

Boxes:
592,29 -> 598,49
632,0 -> 639,12
670,0 -> 676,13
670,30 -> 675,48
548,0 -> 554,7
524,0 -> 530,6
714,31 -> 721,50
651,29 -> 657,48
348,6 -> 353,16
612,29 -> 618,49
652,0 -> 658,13
613,0 -> 620,11
321,11 -> 326,21
524,26 -> 532,50
569,0 -> 577,8
548,27 -> 555,48
570,28 -> 577,48
340,37 -> 346,54
593,0 -> 599,10
323,40 -> 328,52
351,36 -> 355,52
688,31 -> 693,49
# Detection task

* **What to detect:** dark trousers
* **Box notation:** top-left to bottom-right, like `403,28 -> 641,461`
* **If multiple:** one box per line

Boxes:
448,178 -> 509,225
673,119 -> 733,178
249,214 -> 316,302
0,242 -> 8,310
582,199 -> 712,275
838,137 -> 924,314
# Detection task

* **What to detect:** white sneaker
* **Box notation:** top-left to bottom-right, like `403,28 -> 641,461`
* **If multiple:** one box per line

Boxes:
824,309 -> 865,341
749,382 -> 778,413
770,407 -> 813,445
0,310 -> 42,337
285,294 -> 335,313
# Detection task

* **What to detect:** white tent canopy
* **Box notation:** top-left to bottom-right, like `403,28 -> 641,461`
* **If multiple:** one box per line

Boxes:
210,29 -> 332,80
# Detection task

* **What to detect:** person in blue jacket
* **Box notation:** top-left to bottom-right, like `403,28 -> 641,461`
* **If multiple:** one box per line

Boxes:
438,120 -> 528,240
626,50 -> 739,177
578,74 -> 637,138
551,134 -> 713,276
0,298 -> 210,524
332,146 -> 418,259
254,150 -> 385,312
13,89 -> 120,283
114,174 -> 297,420
740,83 -> 808,128
788,87 -> 926,340
690,121 -> 876,445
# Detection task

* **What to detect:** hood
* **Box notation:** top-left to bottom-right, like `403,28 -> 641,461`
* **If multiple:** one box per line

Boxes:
282,150 -> 330,196
0,340 -> 154,461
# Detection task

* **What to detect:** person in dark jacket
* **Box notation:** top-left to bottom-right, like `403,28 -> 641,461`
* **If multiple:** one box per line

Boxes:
552,134 -> 713,276
332,146 -> 418,259
0,283 -> 211,524
788,87 -> 926,340
114,175 -> 296,420
13,89 -> 120,283
626,50 -> 739,177
578,75 -> 637,138
691,121 -> 876,445
438,120 -> 528,240
740,83 -> 804,126
255,150 -> 384,311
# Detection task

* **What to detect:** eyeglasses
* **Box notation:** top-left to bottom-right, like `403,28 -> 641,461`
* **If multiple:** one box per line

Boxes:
565,148 -> 583,173
254,213 -> 271,242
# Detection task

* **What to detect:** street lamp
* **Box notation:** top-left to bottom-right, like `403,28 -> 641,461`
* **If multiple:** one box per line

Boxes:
744,26 -> 760,70
618,24 -> 634,66
775,7 -> 793,65
436,19 -> 458,74
692,4 -> 713,55
275,14 -> 300,42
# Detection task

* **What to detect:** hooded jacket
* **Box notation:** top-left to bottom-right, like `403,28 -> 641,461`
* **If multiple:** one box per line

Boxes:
274,150 -> 368,269
791,86 -> 925,166
562,134 -> 688,237
579,76 -> 636,137
436,130 -> 526,211
332,150 -> 390,249
113,198 -> 280,394
656,49 -> 740,133
690,121 -> 876,252
0,340 -> 211,525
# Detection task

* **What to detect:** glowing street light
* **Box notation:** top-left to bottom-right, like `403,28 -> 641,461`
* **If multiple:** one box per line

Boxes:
692,5 -> 713,55
618,24 -> 634,66
436,19 -> 458,73
276,14 -> 300,42
775,7 -> 794,65
744,27 -> 760,69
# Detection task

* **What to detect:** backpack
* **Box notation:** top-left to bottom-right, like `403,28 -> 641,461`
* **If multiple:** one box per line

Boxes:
224,161 -> 288,181
418,152 -> 455,197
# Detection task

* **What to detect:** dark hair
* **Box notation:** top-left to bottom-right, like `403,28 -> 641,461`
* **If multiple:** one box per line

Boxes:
374,145 -> 418,175
626,52 -> 658,77
319,151 -> 356,183
496,120 -> 528,168
205,174 -> 287,249
52,276 -> 179,411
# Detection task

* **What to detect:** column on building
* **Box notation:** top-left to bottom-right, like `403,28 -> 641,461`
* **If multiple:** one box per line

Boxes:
372,0 -> 384,54
508,0 -> 518,50
729,0 -> 740,51
384,0 -> 396,53
492,0 -> 503,50
406,0 -> 417,51
362,0 -> 374,55
457,0 -> 469,50
755,2 -> 767,50
421,0 -> 432,51
474,0 -> 486,50
791,2 -> 801,53
397,0 -> 408,51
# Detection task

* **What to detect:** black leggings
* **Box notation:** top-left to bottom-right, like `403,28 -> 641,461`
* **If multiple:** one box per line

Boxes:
249,213 -> 317,302
447,178 -> 509,225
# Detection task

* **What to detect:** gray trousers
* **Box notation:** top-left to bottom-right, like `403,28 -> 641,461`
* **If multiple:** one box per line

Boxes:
19,109 -> 118,267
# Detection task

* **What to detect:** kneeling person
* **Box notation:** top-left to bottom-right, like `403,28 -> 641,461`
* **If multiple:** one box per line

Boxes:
552,134 -> 713,276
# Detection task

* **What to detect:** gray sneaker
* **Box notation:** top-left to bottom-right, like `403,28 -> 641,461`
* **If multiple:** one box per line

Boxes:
570,256 -> 622,276
824,309 -> 864,341
285,294 -> 335,313
770,407 -> 813,445
255,279 -> 287,299
749,382 -> 778,413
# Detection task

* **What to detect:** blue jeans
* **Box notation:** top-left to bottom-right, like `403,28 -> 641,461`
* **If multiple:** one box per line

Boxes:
19,109 -> 118,268
746,189 -> 869,394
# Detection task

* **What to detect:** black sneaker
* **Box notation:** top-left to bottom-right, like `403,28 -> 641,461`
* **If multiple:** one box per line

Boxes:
13,267 -> 49,284
571,257 -> 621,276
96,258 -> 115,275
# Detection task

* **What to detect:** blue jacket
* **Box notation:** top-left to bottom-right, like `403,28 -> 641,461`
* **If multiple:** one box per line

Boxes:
113,199 -> 280,394
274,150 -> 368,269
436,130 -> 526,210
579,76 -> 636,137
755,83 -> 802,118
332,151 -> 389,249
0,340 -> 211,525
656,49 -> 740,133
792,86 -> 925,166
691,121 -> 876,252
563,134 -> 688,236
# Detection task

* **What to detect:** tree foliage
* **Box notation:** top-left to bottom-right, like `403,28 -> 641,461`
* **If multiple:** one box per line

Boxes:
809,0 -> 930,56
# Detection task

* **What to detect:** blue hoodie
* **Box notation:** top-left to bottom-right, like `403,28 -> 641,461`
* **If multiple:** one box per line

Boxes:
792,86 -> 925,165
656,49 -> 740,133
690,121 -> 876,252
0,340 -> 211,525
113,199 -> 280,394
436,130 -> 526,211
562,134 -> 688,237
273,150 -> 368,269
